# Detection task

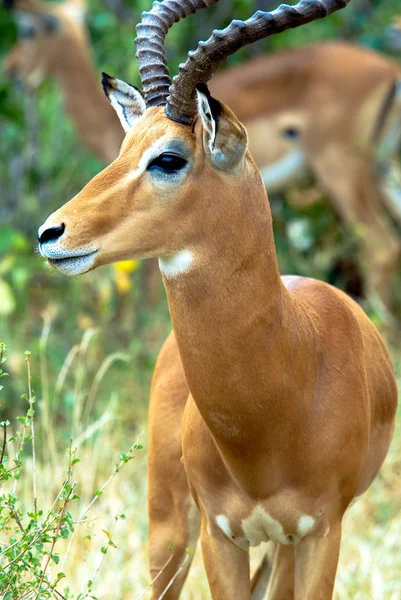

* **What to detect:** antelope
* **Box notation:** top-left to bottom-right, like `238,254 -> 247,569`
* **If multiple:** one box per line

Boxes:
37,0 -> 398,597
5,0 -> 401,313
3,0 -> 124,163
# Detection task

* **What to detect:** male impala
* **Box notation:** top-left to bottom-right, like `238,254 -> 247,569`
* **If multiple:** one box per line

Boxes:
37,0 -> 397,597
5,0 -> 401,313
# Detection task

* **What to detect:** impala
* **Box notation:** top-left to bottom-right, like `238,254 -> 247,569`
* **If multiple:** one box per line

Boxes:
6,0 -> 401,313
37,0 -> 398,598
4,0 -> 123,163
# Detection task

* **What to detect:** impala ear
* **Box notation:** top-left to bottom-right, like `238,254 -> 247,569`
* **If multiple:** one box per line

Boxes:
101,72 -> 146,132
196,83 -> 247,171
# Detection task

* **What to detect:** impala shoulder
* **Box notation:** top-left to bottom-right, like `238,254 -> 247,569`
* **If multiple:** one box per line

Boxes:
283,276 -> 368,343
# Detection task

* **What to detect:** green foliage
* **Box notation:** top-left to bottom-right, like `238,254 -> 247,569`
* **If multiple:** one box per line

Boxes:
0,345 -> 75,598
0,344 -> 144,598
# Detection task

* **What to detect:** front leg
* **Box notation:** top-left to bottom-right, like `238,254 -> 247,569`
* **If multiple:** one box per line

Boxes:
200,519 -> 251,600
294,521 -> 342,599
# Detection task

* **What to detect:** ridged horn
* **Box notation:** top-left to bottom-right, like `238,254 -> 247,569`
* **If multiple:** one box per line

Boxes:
166,0 -> 351,124
135,0 -> 219,107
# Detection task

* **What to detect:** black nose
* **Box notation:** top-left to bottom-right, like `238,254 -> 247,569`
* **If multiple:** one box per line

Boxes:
38,223 -> 65,244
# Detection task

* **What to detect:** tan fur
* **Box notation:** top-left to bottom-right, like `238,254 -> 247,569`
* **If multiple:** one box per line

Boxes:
4,4 -> 401,309
39,98 -> 397,599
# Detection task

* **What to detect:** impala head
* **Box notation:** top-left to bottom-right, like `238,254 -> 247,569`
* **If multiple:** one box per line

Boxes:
37,77 -> 250,275
3,0 -> 86,88
37,0 -> 350,277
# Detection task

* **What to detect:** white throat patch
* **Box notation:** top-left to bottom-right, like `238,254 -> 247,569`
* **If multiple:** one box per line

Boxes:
159,250 -> 194,277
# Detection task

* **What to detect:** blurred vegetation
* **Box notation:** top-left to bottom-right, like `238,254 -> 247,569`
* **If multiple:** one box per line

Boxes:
0,0 -> 401,597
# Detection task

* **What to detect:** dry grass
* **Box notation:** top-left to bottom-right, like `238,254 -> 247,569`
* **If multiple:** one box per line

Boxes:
2,329 -> 401,599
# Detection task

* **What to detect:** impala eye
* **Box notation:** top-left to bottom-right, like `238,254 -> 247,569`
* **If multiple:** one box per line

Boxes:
148,153 -> 188,173
283,127 -> 300,140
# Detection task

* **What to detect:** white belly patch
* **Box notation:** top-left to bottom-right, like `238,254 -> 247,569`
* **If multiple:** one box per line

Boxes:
242,506 -> 290,546
216,507 -> 316,549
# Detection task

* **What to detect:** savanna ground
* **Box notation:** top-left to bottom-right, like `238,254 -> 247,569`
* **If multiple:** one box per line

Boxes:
1,0 -> 401,598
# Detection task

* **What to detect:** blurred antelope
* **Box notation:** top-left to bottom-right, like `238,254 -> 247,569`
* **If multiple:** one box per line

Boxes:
5,0 -> 401,313
3,0 -> 123,163
37,0 -> 397,598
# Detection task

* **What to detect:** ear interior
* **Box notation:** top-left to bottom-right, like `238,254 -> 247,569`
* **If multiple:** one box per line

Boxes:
196,82 -> 218,150
102,72 -> 146,132
196,84 -> 247,171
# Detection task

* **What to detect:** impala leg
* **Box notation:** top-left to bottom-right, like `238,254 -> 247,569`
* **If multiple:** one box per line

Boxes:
148,429 -> 200,600
364,235 -> 400,316
294,523 -> 342,600
308,144 -> 401,313
148,333 -> 200,599
148,490 -> 200,600
200,521 -> 250,600
267,544 -> 295,600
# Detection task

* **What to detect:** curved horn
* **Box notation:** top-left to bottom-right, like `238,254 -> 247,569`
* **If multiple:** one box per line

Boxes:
166,0 -> 351,124
135,0 -> 219,108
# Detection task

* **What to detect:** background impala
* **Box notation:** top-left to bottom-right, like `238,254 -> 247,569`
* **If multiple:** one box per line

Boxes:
0,0 -> 400,598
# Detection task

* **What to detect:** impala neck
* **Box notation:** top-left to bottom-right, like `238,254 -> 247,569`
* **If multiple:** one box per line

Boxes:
53,37 -> 123,163
162,164 -> 297,456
